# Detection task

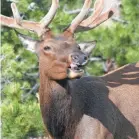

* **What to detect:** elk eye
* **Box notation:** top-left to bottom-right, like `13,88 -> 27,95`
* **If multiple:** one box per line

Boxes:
78,46 -> 81,50
44,46 -> 51,51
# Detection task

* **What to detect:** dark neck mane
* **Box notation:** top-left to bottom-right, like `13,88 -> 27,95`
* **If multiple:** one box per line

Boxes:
39,73 -> 81,138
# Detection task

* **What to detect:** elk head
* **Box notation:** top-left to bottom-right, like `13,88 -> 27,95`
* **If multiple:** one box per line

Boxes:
1,0 -> 116,80
18,32 -> 92,79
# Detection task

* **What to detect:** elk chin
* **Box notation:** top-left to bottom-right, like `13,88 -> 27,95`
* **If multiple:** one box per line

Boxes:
67,69 -> 84,78
67,64 -> 84,78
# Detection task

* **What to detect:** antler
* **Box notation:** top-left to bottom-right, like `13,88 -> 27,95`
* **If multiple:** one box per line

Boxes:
65,0 -> 116,33
0,0 -> 59,36
65,0 -> 92,33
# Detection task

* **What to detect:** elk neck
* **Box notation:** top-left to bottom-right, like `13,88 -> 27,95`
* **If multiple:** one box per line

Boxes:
39,69 -> 69,107
38,65 -> 82,137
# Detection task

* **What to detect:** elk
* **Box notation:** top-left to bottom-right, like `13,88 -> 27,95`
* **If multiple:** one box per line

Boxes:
1,0 -> 139,139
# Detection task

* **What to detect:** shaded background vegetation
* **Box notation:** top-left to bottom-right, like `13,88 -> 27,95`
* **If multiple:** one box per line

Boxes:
1,0 -> 139,138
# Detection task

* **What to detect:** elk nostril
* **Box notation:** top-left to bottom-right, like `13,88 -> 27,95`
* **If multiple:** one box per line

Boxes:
84,56 -> 88,61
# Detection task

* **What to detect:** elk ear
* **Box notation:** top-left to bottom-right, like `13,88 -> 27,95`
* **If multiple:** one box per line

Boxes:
18,33 -> 38,53
78,41 -> 96,56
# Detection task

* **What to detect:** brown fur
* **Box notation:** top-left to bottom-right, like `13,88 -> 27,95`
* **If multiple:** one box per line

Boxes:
37,33 -> 139,139
74,63 -> 139,139
36,34 -> 87,138
39,62 -> 139,139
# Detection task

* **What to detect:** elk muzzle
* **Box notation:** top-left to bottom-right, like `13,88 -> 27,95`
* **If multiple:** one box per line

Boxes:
67,53 -> 88,78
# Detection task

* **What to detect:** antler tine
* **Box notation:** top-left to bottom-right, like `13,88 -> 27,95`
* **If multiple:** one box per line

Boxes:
40,0 -> 59,29
11,3 -> 21,25
79,6 -> 115,32
80,0 -> 104,27
76,0 -> 116,32
1,1 -> 59,36
89,6 -> 115,28
1,14 -> 44,36
65,0 -> 92,34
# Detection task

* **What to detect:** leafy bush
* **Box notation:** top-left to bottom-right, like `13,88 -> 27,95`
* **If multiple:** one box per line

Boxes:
1,0 -> 139,138
2,100 -> 45,139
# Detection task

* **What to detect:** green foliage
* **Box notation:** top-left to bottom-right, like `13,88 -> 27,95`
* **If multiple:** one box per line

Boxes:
2,100 -> 45,139
1,39 -> 43,138
1,0 -> 139,138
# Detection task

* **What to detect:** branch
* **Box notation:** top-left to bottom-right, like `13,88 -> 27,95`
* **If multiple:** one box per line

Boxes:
63,4 -> 93,14
28,83 -> 39,94
24,73 -> 39,78
89,57 -> 103,62
88,57 -> 117,73
111,17 -> 128,24
21,83 -> 39,100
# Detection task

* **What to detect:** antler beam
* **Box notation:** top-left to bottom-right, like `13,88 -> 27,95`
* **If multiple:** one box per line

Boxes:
80,0 -> 104,27
66,0 -> 92,33
40,0 -> 59,29
64,0 -> 116,34
0,0 -> 59,36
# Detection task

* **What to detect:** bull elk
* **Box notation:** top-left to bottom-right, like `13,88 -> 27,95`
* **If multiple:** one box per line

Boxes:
1,0 -> 139,139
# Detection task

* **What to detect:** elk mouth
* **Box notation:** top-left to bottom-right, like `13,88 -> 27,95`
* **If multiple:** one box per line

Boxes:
67,54 -> 87,78
69,63 -> 84,73
67,63 -> 84,78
